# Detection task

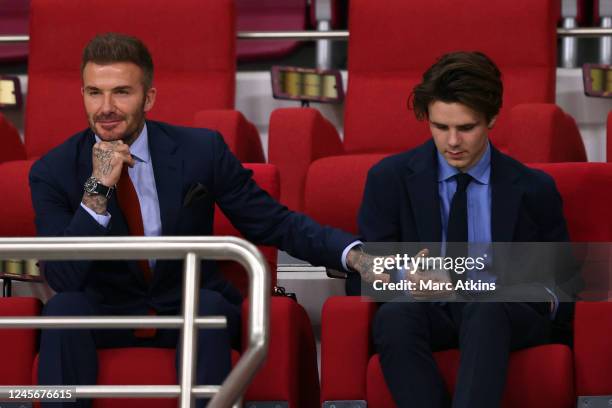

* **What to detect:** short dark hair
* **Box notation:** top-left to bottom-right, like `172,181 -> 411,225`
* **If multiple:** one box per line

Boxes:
409,51 -> 503,124
81,33 -> 154,89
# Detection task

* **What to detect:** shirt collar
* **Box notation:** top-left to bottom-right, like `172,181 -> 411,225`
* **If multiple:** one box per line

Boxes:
437,141 -> 491,185
94,123 -> 150,163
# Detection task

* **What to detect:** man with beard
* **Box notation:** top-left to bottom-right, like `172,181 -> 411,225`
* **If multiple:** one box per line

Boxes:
29,32 -> 381,408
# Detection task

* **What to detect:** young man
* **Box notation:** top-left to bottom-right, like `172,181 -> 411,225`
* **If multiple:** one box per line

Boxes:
29,32 -> 379,408
357,52 -> 579,407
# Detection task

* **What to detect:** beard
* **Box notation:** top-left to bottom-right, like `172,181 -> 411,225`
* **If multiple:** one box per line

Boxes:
88,100 -> 147,145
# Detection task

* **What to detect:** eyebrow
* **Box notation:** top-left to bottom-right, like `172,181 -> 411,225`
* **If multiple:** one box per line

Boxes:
83,85 -> 133,92
430,120 -> 479,128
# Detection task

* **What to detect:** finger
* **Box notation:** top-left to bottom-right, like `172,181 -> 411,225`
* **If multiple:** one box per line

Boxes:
415,248 -> 429,258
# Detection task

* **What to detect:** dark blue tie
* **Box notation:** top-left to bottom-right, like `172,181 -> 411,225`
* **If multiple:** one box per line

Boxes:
447,173 -> 473,283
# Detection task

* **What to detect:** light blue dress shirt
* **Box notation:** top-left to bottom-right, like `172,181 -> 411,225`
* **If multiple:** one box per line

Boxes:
437,142 -> 496,285
436,143 -> 557,316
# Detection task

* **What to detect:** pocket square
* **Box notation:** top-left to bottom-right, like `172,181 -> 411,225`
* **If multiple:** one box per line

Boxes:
183,183 -> 209,207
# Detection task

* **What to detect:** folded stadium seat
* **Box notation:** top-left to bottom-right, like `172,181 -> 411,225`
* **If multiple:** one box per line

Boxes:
236,0 -> 308,62
0,160 -> 316,407
0,0 -> 29,62
0,0 -> 264,163
269,0 -> 586,211
305,156 -> 612,407
608,110 -> 612,162
0,112 -> 26,163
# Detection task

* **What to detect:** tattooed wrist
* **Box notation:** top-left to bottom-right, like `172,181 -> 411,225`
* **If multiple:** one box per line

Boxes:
82,192 -> 108,215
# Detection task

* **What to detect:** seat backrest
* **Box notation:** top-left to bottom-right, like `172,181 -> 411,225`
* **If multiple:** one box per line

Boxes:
529,163 -> 612,242
236,0 -> 307,61
214,163 -> 280,296
343,0 -> 558,155
306,157 -> 612,242
0,0 -> 29,62
26,0 -> 236,158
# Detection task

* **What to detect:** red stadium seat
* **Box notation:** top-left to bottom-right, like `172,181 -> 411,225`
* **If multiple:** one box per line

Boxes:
0,161 -> 317,407
236,0 -> 308,62
0,0 -> 264,164
270,0 -> 586,211
607,110 -> 612,162
0,297 -> 42,386
0,0 -> 29,62
308,157 -> 612,407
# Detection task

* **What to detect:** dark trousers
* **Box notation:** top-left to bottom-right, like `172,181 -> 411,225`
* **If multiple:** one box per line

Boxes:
38,290 -> 241,408
373,302 -> 551,408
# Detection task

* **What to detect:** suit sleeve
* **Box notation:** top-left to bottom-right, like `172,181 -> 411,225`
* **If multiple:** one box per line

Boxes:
531,172 -> 582,300
211,133 -> 356,271
29,158 -> 110,292
357,163 -> 403,242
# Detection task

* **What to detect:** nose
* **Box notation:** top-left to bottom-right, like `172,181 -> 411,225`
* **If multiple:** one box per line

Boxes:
448,128 -> 461,147
100,93 -> 115,114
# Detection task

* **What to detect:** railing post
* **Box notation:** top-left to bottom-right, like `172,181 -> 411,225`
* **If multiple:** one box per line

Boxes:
180,251 -> 201,408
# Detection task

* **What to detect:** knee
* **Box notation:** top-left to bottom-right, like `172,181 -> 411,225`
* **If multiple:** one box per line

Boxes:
461,303 -> 509,329
373,302 -> 428,346
198,289 -> 228,316
43,292 -> 94,317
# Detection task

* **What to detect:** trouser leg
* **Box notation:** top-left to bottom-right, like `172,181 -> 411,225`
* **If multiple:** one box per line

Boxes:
452,302 -> 550,408
39,292 -> 99,408
373,301 -> 457,408
173,289 -> 241,408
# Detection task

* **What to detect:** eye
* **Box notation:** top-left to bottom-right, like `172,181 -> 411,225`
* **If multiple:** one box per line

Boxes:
87,89 -> 100,96
433,123 -> 448,130
116,89 -> 129,95
458,125 -> 476,132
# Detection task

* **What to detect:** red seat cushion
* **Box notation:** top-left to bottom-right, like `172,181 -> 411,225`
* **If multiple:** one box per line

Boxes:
367,345 -> 574,408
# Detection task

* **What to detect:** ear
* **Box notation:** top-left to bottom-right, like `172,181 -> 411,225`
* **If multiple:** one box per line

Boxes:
487,115 -> 498,129
80,86 -> 85,97
144,87 -> 157,112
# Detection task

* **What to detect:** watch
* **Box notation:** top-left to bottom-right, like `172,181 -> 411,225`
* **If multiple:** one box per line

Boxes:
84,176 -> 114,198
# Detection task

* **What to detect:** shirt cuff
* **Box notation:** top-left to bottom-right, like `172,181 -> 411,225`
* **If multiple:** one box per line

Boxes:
341,240 -> 363,271
80,202 -> 111,228
544,286 -> 559,320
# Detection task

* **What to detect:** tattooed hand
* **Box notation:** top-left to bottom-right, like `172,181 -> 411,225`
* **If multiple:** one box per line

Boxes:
346,247 -> 391,284
83,141 -> 135,215
91,140 -> 135,187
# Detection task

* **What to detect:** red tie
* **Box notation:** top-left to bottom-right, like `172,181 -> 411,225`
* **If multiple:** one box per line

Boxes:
116,166 -> 153,282
116,165 -> 156,338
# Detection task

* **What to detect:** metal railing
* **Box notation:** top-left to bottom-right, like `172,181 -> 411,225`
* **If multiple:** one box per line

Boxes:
0,236 -> 270,408
2,28 -> 612,43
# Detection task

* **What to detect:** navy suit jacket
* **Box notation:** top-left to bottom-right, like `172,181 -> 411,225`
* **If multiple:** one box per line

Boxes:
30,120 -> 356,314
353,140 -> 582,307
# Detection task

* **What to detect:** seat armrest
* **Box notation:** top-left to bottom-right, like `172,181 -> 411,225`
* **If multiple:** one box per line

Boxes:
269,108 -> 343,211
194,109 -> 265,163
321,296 -> 377,403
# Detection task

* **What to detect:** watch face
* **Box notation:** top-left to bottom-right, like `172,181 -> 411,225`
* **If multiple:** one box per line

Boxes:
84,177 -> 98,194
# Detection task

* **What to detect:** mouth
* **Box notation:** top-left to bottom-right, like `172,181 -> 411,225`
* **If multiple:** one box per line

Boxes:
446,151 -> 466,160
96,119 -> 123,131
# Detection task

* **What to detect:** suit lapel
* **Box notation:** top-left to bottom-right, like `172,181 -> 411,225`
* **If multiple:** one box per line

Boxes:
147,121 -> 183,237
490,147 -> 522,242
403,141 -> 443,244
